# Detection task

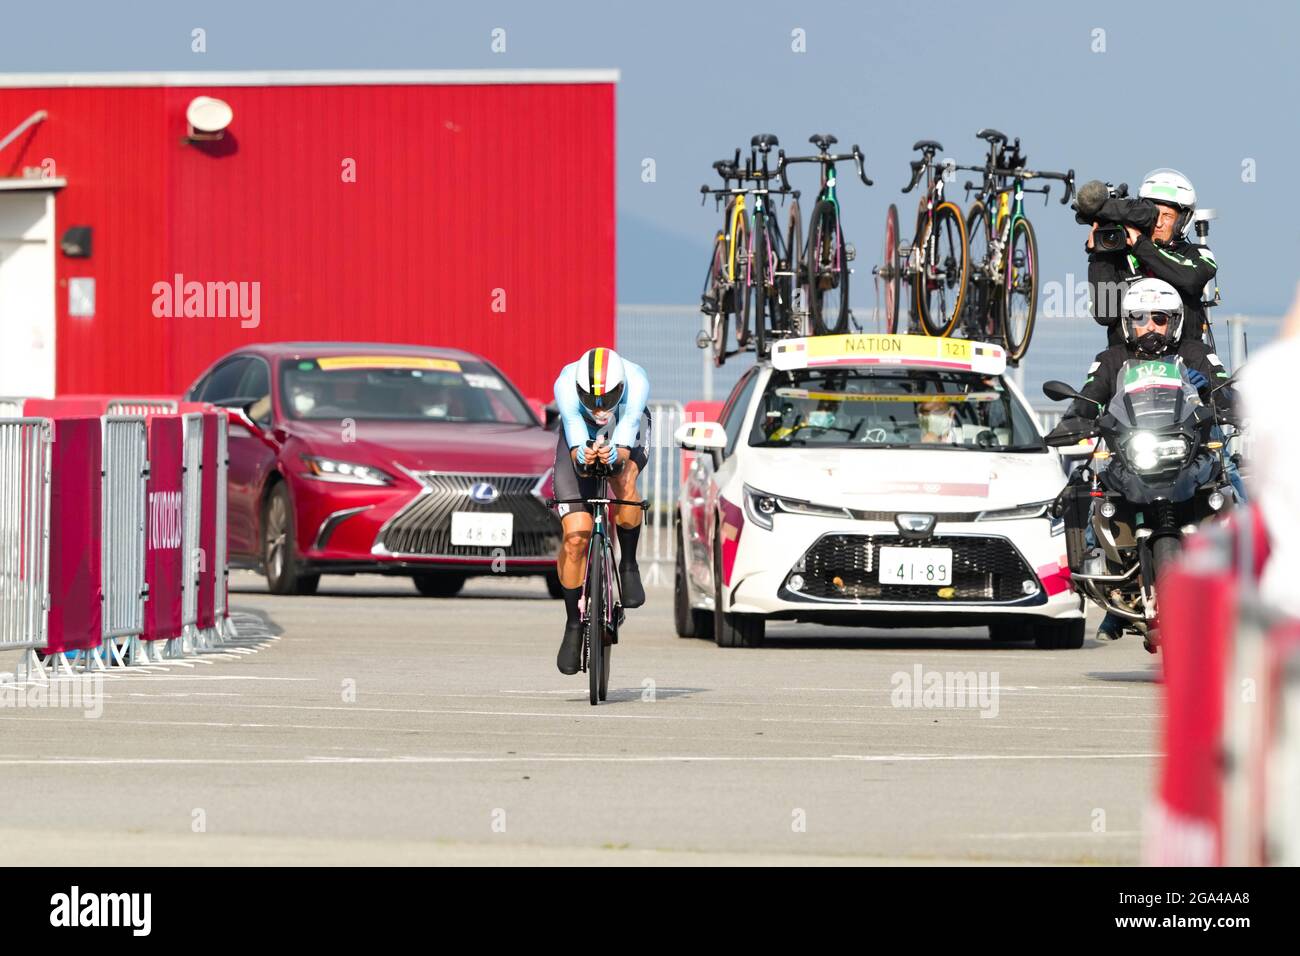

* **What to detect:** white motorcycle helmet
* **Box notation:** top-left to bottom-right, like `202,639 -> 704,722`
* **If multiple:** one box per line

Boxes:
1138,168 -> 1197,236
1121,277 -> 1184,351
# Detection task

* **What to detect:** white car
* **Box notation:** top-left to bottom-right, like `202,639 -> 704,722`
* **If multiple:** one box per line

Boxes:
673,334 -> 1084,649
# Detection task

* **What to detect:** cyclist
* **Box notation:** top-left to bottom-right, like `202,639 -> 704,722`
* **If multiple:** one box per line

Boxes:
1088,169 -> 1217,347
1049,277 -> 1236,641
551,347 -> 651,675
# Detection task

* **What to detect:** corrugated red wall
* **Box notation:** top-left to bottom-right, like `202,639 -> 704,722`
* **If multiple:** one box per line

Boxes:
0,79 -> 615,400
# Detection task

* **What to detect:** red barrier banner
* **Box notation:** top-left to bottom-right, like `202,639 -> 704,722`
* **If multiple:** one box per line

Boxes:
144,415 -> 184,642
196,411 -> 219,630
46,417 -> 103,654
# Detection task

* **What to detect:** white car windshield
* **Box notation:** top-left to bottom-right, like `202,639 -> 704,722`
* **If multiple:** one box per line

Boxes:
748,367 -> 1045,451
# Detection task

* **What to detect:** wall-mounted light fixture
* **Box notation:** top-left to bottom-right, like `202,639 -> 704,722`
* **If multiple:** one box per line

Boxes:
185,96 -> 233,143
60,225 -> 92,258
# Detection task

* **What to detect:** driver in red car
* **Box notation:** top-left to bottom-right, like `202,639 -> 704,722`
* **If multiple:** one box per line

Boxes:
551,347 -> 651,675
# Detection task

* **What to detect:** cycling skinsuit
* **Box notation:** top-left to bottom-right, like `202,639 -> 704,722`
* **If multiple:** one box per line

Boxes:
551,358 -> 651,516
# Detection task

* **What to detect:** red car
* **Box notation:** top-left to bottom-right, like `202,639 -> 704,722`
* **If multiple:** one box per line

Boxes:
184,343 -> 562,597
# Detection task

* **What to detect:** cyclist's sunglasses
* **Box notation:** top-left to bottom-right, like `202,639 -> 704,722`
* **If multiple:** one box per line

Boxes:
1133,311 -> 1174,327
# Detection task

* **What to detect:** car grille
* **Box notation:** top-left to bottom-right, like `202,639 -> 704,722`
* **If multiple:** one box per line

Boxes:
792,533 -> 1034,603
378,473 -> 560,559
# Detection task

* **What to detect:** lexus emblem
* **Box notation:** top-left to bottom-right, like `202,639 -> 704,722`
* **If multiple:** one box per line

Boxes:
469,482 -> 500,504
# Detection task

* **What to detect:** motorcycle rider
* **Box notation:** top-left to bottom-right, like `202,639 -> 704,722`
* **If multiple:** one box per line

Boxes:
1088,169 -> 1217,347
1049,277 -> 1236,641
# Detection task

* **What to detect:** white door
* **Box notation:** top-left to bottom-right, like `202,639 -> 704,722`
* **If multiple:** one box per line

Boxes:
0,190 -> 56,398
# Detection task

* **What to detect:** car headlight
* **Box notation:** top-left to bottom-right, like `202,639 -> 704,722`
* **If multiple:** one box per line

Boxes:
743,484 -> 779,531
300,455 -> 395,486
1123,432 -> 1189,473
976,501 -> 1052,521
744,486 -> 854,530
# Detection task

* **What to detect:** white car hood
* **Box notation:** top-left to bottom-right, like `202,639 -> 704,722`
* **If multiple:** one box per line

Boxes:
738,446 -> 1063,513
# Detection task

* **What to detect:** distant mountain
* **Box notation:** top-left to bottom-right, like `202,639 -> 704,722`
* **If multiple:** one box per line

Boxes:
618,211 -> 707,304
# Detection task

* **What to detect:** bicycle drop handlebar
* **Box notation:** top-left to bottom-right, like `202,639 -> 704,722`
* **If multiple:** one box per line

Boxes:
780,143 -> 874,187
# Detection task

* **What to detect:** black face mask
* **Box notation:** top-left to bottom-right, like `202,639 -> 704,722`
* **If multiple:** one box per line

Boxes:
1135,330 -> 1168,354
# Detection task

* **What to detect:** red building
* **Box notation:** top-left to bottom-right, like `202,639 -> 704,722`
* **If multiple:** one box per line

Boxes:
0,69 -> 616,401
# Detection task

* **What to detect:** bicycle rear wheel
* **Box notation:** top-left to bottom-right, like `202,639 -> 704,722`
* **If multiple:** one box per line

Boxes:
914,202 -> 968,337
705,232 -> 729,367
807,200 -> 850,335
962,201 -> 995,340
783,199 -> 804,335
748,218 -> 769,357
1002,217 -> 1039,363
586,543 -> 605,706
731,213 -> 750,351
881,204 -> 900,334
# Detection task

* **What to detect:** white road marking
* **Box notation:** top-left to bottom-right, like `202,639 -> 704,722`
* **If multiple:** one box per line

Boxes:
0,752 -> 1157,767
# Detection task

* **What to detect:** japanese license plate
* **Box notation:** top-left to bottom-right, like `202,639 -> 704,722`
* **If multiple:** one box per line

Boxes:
878,546 -> 952,586
450,512 -> 513,547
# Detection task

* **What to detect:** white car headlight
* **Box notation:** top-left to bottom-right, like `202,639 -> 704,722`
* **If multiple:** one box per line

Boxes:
976,501 -> 1051,521
301,455 -> 395,486
743,484 -> 779,530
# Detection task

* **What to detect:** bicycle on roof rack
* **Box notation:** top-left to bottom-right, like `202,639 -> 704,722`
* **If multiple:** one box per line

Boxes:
876,139 -> 969,338
779,134 -> 873,337
698,134 -> 797,365
952,128 -> 1075,364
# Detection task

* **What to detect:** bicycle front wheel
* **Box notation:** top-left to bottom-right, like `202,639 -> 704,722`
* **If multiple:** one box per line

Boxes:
586,543 -> 605,706
807,200 -> 850,336
914,202 -> 968,337
881,204 -> 900,334
1002,217 -> 1039,363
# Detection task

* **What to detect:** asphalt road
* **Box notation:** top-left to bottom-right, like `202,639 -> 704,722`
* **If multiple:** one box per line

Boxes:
0,570 -> 1161,865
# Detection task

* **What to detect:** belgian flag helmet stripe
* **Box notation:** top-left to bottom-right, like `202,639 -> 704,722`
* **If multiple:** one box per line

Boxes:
590,347 -> 606,395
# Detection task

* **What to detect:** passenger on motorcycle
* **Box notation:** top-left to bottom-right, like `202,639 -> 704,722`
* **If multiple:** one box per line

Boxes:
1049,278 -> 1239,642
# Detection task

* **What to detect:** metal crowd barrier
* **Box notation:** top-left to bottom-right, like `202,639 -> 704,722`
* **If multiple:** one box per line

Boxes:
107,398 -> 179,416
0,419 -> 52,680
211,414 -> 233,640
175,412 -> 204,656
638,401 -> 685,586
94,417 -> 149,669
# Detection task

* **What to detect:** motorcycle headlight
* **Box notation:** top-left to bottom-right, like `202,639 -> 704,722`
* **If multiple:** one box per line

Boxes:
1124,432 -> 1189,473
301,455 -> 395,486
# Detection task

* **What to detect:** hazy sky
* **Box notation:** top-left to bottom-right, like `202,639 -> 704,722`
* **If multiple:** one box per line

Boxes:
3,0 -> 1295,311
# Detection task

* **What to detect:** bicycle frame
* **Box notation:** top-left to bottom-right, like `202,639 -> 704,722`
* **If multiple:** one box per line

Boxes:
580,477 -> 619,664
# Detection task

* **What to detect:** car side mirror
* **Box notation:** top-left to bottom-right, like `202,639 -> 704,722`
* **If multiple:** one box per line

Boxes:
543,402 -> 561,431
675,421 -> 727,452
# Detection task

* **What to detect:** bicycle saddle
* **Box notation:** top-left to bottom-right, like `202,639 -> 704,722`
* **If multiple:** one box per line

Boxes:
751,133 -> 780,149
976,128 -> 1007,144
809,133 -> 838,151
912,139 -> 943,153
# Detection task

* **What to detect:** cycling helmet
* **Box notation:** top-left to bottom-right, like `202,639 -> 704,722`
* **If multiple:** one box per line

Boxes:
1138,168 -> 1197,235
575,347 -> 626,414
1122,278 -> 1184,353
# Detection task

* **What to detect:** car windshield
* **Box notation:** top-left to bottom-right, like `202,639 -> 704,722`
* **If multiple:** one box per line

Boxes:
748,367 -> 1045,451
280,356 -> 533,423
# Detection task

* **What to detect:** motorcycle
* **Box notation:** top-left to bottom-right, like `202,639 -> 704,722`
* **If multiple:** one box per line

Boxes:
1042,357 -> 1238,651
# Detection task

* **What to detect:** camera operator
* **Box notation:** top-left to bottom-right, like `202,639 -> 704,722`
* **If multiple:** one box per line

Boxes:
1082,169 -> 1217,347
